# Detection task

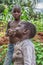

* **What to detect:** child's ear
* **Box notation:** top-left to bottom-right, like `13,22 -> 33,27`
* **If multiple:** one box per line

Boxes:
23,29 -> 30,35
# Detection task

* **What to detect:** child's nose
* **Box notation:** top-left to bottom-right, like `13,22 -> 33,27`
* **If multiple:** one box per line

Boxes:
15,12 -> 18,14
16,29 -> 18,32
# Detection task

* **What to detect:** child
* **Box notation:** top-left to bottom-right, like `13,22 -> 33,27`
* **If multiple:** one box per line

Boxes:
12,22 -> 36,65
3,5 -> 22,65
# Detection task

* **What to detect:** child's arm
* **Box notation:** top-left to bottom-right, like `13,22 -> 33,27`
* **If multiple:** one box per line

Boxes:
5,21 -> 10,36
22,43 -> 36,65
6,21 -> 14,37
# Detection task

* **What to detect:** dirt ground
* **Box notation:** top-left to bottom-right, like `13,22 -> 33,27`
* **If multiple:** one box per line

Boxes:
33,32 -> 43,43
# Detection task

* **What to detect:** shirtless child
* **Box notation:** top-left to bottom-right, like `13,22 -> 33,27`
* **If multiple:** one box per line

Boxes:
3,5 -> 22,65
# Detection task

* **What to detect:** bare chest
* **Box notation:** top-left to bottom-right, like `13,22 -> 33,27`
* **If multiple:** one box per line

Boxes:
9,22 -> 18,29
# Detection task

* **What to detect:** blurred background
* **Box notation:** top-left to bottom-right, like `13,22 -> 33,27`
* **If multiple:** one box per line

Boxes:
0,0 -> 43,65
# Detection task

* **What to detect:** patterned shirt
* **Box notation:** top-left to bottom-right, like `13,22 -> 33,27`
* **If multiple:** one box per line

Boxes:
13,39 -> 36,65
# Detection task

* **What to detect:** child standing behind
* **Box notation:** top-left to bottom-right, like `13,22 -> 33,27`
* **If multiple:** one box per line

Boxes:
3,5 -> 22,65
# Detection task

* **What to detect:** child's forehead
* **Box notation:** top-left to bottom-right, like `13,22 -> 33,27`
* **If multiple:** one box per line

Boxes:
12,8 -> 21,13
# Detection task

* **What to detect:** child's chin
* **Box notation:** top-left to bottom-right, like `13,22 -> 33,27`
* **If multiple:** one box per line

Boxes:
15,33 -> 22,39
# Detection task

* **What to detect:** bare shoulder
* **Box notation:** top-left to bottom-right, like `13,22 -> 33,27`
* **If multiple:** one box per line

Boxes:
8,20 -> 15,27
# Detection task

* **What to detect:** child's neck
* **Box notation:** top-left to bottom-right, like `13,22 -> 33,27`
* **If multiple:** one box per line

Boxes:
20,35 -> 29,42
15,18 -> 20,23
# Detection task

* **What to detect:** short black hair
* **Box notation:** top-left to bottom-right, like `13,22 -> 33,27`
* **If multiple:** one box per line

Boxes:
12,4 -> 21,13
21,22 -> 36,38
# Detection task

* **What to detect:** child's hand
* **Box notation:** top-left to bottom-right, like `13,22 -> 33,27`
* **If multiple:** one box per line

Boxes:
7,29 -> 14,36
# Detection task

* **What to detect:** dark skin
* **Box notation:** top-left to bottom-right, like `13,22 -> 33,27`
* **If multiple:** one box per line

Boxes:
6,7 -> 21,37
11,23 -> 30,43
0,23 -> 30,45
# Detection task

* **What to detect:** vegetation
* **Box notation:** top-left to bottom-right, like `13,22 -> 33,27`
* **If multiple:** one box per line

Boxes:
0,0 -> 43,65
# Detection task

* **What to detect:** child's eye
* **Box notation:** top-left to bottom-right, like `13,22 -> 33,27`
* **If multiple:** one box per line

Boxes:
13,10 -> 20,13
17,11 -> 20,13
14,11 -> 16,13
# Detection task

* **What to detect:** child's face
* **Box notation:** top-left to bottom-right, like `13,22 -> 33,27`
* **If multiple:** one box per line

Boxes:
15,22 -> 26,32
12,8 -> 21,20
14,23 -> 25,37
14,23 -> 30,41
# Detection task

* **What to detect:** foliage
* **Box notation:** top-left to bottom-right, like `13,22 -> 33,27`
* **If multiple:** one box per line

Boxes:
0,0 -> 43,65
0,4 -> 5,13
31,20 -> 43,32
33,41 -> 43,65
0,0 -> 3,3
0,0 -> 13,5
0,45 -> 8,65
